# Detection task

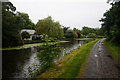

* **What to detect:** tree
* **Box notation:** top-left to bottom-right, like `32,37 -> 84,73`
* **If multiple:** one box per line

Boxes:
62,26 -> 70,33
87,33 -> 97,38
100,1 -> 120,45
2,2 -> 24,47
16,12 -> 35,29
81,26 -> 98,36
64,30 -> 77,39
73,28 -> 81,38
36,16 -> 64,40
21,31 -> 30,39
107,0 -> 120,3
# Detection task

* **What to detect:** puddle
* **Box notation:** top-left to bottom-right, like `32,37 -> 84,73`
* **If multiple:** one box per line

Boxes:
94,54 -> 98,57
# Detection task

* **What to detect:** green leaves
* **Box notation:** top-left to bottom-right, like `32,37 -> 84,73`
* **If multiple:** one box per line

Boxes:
64,30 -> 77,39
36,16 -> 64,40
36,44 -> 61,74
21,31 -> 31,39
2,2 -> 35,48
2,2 -> 24,47
100,1 -> 120,45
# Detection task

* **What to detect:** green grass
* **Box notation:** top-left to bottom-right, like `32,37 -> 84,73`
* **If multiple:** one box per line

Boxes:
1,42 -> 59,50
104,40 -> 120,65
76,38 -> 92,40
37,39 -> 99,78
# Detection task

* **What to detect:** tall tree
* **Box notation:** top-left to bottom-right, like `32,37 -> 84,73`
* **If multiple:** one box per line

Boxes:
2,2 -> 24,47
36,16 -> 64,39
16,12 -> 35,29
100,1 -> 120,44
81,26 -> 98,36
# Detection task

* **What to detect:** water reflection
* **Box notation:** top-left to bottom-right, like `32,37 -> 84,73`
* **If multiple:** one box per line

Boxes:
2,48 -> 32,78
54,40 -> 83,62
2,40 -> 83,78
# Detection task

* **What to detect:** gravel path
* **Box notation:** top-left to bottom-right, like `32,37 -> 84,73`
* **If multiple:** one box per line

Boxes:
84,39 -> 120,78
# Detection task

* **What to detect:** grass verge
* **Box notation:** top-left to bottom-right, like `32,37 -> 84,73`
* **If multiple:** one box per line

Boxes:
1,42 -> 59,51
104,40 -> 120,65
36,39 -> 99,78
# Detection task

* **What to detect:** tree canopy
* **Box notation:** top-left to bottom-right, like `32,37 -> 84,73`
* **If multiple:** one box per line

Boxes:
64,30 -> 77,39
35,16 -> 64,39
21,31 -> 31,39
2,2 -> 35,47
100,1 -> 120,45
81,26 -> 98,36
2,2 -> 23,47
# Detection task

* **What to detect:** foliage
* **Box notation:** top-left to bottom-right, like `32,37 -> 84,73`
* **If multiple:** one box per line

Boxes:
87,33 -> 97,38
80,34 -> 86,38
2,2 -> 36,48
35,16 -> 64,40
2,2 -> 24,47
73,28 -> 81,33
16,12 -> 35,29
107,0 -> 120,3
27,38 -> 61,77
62,26 -> 70,33
81,26 -> 98,36
37,44 -> 61,73
100,1 -> 120,45
73,28 -> 81,38
64,30 -> 77,39
21,31 -> 31,39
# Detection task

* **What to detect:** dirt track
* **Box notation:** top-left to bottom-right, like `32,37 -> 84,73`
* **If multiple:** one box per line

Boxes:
84,39 -> 120,78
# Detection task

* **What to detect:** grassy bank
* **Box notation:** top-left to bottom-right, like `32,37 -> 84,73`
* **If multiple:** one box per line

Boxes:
1,42 -> 59,50
37,39 -> 99,78
76,38 -> 92,41
104,40 -> 120,65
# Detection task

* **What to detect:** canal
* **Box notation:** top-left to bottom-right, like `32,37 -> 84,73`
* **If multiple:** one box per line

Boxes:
2,40 -> 84,78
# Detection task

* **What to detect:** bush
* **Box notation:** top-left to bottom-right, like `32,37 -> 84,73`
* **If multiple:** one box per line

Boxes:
87,33 -> 96,38
64,30 -> 77,39
21,31 -> 31,39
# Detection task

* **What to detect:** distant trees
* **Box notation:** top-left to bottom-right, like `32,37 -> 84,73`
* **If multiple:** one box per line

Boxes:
64,30 -> 77,39
63,27 -> 100,39
80,26 -> 101,38
81,26 -> 98,36
87,33 -> 97,38
100,1 -> 120,45
73,28 -> 81,38
35,16 -> 64,40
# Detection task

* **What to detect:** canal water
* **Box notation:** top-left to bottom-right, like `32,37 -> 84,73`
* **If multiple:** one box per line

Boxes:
2,40 -> 84,78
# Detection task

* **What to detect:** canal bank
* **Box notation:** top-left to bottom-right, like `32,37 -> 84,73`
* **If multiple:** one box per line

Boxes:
36,39 -> 99,78
1,42 -> 59,51
2,39 -> 86,78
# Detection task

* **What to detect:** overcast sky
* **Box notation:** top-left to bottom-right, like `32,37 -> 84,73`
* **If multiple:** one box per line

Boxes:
10,0 -> 111,29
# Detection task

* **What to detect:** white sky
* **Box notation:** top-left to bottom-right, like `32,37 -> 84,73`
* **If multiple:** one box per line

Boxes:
10,0 -> 111,30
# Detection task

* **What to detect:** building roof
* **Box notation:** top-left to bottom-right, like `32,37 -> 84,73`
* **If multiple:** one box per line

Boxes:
20,29 -> 35,34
